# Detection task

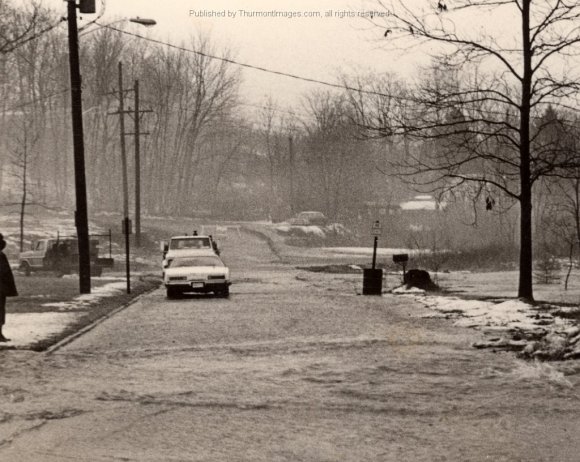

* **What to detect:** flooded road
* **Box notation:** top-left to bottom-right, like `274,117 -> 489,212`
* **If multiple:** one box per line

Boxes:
1,229 -> 580,461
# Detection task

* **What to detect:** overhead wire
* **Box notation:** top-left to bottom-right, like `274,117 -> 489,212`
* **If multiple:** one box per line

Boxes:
96,23 -> 580,130
3,17 -> 580,131
96,23 -> 410,101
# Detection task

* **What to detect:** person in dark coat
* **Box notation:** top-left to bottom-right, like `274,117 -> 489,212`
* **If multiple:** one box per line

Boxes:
0,234 -> 18,342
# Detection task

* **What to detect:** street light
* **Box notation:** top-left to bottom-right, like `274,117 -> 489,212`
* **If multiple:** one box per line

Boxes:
66,0 -> 155,294
79,17 -> 157,36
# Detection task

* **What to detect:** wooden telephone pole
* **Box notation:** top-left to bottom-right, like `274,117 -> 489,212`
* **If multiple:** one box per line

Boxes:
66,0 -> 91,293
127,79 -> 151,248
109,63 -> 151,292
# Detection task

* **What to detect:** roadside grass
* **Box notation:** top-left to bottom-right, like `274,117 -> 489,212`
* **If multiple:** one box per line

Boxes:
20,275 -> 160,352
8,274 -> 123,313
0,208 -> 169,351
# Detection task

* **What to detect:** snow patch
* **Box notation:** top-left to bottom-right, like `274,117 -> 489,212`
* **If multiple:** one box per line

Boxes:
419,297 -> 567,332
2,312 -> 79,347
322,247 -> 425,257
392,286 -> 425,294
41,281 -> 127,311
413,295 -> 578,360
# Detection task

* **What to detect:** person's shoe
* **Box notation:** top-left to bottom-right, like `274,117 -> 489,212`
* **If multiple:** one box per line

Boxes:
0,335 -> 10,342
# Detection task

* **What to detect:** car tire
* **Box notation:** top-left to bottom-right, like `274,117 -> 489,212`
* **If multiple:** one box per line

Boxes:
216,286 -> 230,297
20,261 -> 32,276
166,287 -> 180,299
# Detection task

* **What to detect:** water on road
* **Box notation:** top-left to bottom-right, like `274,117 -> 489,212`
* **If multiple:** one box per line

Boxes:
1,229 -> 580,461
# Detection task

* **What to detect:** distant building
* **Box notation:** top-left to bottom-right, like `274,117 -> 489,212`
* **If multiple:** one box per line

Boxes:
398,195 -> 446,234
363,200 -> 401,219
399,194 -> 445,211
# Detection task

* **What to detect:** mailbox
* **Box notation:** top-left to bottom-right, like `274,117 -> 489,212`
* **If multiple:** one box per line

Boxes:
393,254 -> 409,264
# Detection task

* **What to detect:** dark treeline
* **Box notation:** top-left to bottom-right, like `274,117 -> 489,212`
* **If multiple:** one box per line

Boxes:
0,2 -> 398,225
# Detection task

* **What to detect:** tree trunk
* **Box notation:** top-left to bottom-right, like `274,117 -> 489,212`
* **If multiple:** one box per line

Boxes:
19,153 -> 27,252
518,0 -> 534,301
518,179 -> 533,300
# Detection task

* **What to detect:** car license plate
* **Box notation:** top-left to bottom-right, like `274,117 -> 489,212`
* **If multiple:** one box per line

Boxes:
190,282 -> 204,288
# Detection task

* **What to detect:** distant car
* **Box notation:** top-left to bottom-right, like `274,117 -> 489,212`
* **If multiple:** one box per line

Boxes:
289,211 -> 328,226
163,251 -> 230,298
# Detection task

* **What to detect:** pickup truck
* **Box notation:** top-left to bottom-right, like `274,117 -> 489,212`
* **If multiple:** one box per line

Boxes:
161,235 -> 219,269
19,237 -> 114,276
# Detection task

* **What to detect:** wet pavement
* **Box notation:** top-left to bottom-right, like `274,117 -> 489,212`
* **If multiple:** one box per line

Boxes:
1,229 -> 580,461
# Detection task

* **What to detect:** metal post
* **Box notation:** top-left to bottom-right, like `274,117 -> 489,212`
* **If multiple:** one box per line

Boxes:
372,236 -> 378,270
134,79 -> 141,247
124,217 -> 131,294
66,0 -> 91,293
288,135 -> 295,214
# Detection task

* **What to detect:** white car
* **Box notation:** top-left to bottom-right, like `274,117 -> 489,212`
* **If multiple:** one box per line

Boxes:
163,251 -> 230,298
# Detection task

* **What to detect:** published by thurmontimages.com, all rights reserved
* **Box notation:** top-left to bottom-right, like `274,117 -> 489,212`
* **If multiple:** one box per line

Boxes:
188,9 -> 391,19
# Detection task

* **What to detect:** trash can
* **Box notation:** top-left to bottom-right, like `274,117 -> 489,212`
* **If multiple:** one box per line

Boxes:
362,268 -> 383,295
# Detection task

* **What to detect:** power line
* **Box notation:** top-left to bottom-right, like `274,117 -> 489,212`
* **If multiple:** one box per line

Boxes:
96,23 -> 580,129
4,21 -> 580,132
97,23 -> 402,100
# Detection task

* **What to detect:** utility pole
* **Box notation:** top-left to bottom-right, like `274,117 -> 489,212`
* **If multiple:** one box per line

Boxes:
66,0 -> 91,294
109,69 -> 152,290
134,80 -> 141,247
114,61 -> 131,294
118,62 -> 130,224
126,80 -> 152,248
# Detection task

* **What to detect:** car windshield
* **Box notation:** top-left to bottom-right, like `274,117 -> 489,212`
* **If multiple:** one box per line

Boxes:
169,256 -> 223,268
171,238 -> 211,249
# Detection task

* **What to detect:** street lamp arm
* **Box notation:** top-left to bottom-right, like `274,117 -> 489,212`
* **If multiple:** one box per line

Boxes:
77,0 -> 106,34
79,17 -> 156,37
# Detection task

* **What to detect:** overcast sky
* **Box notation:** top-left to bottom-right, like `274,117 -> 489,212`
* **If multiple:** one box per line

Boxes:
44,0 -> 432,114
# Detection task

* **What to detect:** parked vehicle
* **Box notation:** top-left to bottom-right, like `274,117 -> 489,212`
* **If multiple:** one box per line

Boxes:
288,211 -> 328,226
19,235 -> 114,276
161,234 -> 219,269
163,250 -> 230,298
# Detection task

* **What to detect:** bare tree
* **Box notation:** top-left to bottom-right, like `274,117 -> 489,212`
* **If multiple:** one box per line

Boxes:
547,169 -> 580,290
259,97 -> 289,220
0,0 -> 57,55
8,114 -> 40,251
301,92 -> 357,219
0,0 -> 58,196
355,0 -> 580,300
143,35 -> 240,215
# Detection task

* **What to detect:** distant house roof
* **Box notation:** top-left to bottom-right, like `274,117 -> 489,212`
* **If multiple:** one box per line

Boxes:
399,195 -> 443,211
